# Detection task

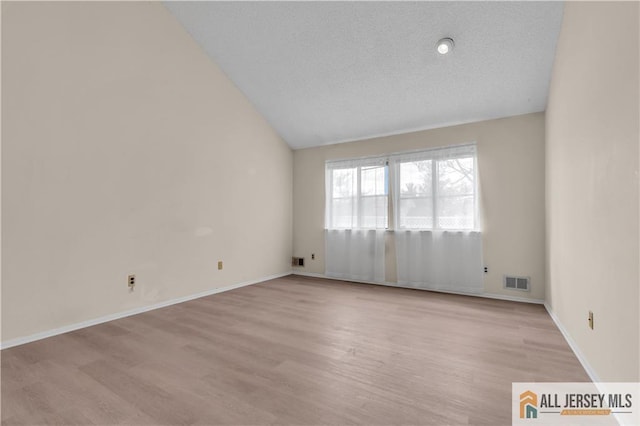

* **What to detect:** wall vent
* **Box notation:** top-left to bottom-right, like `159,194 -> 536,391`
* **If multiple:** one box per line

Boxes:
504,275 -> 530,291
292,257 -> 304,267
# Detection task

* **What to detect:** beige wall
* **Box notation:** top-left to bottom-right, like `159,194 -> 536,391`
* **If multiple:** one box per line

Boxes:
546,2 -> 639,381
293,113 -> 546,301
1,2 -> 292,343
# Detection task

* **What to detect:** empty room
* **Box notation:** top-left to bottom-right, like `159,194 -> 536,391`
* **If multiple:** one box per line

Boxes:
2,1 -> 639,425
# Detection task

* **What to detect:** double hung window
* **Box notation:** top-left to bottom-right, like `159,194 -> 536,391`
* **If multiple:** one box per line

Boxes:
325,143 -> 478,231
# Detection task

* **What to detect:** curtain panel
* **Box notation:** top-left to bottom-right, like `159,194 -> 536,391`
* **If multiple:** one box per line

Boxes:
395,230 -> 483,293
325,229 -> 385,283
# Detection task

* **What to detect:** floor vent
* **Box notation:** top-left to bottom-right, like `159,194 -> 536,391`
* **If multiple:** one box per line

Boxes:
504,275 -> 530,291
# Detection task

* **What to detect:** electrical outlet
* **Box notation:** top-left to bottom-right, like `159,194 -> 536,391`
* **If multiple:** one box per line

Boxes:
218,261 -> 223,270
312,253 -> 315,260
588,311 -> 594,330
128,274 -> 135,291
484,266 -> 488,273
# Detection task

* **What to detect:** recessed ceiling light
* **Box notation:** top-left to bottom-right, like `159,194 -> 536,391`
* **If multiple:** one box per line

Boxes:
436,38 -> 454,55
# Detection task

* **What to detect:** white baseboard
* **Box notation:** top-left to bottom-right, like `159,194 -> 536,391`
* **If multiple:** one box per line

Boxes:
543,302 -> 600,383
291,271 -> 544,304
1,271 -> 292,350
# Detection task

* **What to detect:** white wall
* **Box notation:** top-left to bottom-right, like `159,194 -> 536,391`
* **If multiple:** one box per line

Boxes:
1,2 -> 292,343
293,113 -> 546,301
546,1 -> 639,381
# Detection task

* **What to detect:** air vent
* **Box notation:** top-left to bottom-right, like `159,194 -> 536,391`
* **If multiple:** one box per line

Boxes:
292,257 -> 304,267
504,275 -> 530,291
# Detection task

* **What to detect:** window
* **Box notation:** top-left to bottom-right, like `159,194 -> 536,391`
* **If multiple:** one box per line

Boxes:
393,144 -> 477,230
325,143 -> 478,231
325,158 -> 388,229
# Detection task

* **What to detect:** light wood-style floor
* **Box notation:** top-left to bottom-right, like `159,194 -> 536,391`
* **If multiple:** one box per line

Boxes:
2,275 -> 589,425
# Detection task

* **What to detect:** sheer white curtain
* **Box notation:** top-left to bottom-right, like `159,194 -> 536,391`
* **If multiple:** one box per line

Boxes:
391,144 -> 483,293
395,230 -> 483,293
325,157 -> 387,283
325,229 -> 385,283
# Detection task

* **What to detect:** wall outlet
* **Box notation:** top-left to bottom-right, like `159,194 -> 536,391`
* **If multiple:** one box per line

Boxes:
312,253 -> 315,260
292,257 -> 304,267
588,311 -> 594,330
128,274 -> 136,291
218,261 -> 223,270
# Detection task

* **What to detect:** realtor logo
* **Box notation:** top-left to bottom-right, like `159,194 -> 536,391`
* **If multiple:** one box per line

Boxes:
520,390 -> 538,419
513,382 -> 639,425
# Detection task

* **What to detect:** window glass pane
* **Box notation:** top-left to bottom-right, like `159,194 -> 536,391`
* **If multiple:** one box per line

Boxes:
437,157 -> 474,196
332,168 -> 356,198
400,161 -> 432,196
326,162 -> 388,229
399,197 -> 433,229
436,156 -> 475,230
437,195 -> 474,229
361,195 -> 388,228
361,166 -> 386,196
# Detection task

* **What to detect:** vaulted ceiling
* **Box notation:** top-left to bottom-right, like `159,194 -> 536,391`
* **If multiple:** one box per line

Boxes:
165,2 -> 564,149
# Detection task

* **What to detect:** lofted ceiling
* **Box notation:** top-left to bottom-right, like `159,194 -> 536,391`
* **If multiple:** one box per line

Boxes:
164,1 -> 564,150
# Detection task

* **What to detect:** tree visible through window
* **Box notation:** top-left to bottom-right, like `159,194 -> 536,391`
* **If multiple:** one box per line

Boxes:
325,144 -> 478,231
398,155 -> 476,230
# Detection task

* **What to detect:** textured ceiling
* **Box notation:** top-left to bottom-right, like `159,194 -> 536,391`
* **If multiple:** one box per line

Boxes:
164,2 -> 564,149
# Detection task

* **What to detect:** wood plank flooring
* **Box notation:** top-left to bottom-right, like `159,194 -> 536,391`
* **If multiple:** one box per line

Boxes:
1,275 -> 589,425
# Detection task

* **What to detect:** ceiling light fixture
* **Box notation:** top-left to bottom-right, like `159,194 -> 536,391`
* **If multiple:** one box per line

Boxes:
436,38 -> 454,55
